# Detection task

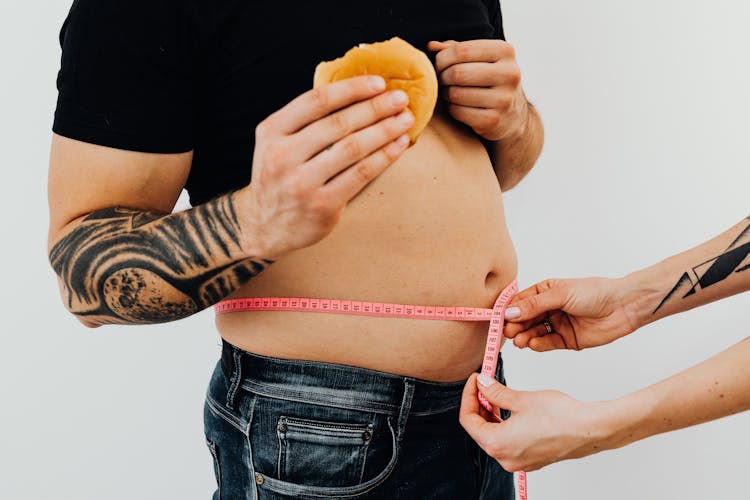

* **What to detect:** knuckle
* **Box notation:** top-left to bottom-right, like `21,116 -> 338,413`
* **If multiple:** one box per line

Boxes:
328,111 -> 350,136
447,86 -> 462,102
387,114 -> 409,135
342,136 -> 363,159
525,295 -> 540,312
538,279 -> 557,293
370,95 -> 386,115
454,43 -> 470,61
308,193 -> 334,218
509,68 -> 522,86
450,66 -> 466,85
383,139 -> 406,162
498,98 -> 512,113
310,87 -> 330,113
353,159 -> 375,184
255,120 -> 270,139
483,113 -> 501,130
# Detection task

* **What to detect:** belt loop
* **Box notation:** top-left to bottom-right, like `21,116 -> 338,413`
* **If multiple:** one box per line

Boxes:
396,378 -> 416,442
226,348 -> 243,410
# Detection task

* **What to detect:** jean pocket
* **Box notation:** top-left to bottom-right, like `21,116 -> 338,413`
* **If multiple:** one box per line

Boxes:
277,416 -> 373,487
251,402 -> 399,499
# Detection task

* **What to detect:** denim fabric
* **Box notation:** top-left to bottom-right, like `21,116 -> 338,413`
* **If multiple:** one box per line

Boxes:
204,340 -> 514,500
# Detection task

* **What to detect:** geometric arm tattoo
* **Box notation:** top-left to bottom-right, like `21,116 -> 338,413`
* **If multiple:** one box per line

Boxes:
49,193 -> 273,325
653,215 -> 750,314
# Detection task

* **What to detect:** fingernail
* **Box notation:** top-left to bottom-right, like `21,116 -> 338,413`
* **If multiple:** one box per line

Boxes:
505,307 -> 521,320
477,374 -> 496,387
390,90 -> 408,105
370,76 -> 386,92
396,134 -> 410,147
397,111 -> 414,126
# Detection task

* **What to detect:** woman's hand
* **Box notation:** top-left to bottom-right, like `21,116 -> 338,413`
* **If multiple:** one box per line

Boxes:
503,278 -> 641,351
459,373 -> 617,472
428,39 -> 529,141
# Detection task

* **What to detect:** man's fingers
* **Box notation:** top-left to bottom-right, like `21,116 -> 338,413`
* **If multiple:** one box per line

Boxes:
305,106 -> 413,183
432,39 -> 514,72
447,104 -> 499,135
427,40 -> 456,52
441,86 -> 503,109
294,89 -> 411,164
266,76 -> 387,135
321,131 -> 410,202
439,62 -> 503,87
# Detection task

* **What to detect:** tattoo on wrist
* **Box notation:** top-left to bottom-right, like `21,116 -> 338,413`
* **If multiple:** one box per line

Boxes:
49,196 -> 273,324
653,216 -> 750,314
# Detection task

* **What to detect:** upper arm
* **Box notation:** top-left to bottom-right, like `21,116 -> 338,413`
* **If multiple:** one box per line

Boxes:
48,0 -> 196,246
47,134 -> 192,249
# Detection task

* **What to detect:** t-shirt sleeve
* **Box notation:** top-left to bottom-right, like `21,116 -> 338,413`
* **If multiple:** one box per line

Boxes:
485,0 -> 506,41
53,0 -> 194,153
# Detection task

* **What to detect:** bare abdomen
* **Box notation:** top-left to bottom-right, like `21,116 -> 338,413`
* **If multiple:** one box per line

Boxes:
217,112 -> 517,382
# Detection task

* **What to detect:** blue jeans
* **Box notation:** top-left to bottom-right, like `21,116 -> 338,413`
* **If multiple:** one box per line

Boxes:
204,340 -> 514,499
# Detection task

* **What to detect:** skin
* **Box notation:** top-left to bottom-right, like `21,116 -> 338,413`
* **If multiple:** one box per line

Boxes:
49,76 -> 414,326
458,216 -> 750,471
429,39 -> 544,189
49,39 -> 544,382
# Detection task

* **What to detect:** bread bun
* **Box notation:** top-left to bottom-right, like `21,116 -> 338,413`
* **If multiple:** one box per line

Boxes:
314,37 -> 438,145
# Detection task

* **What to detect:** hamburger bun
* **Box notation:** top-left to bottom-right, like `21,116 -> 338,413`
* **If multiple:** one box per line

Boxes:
314,37 -> 438,145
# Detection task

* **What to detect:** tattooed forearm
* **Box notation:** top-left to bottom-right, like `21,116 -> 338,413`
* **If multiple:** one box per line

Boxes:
49,194 -> 273,325
653,215 -> 750,314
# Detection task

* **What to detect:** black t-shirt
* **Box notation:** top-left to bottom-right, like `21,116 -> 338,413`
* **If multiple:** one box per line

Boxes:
53,0 -> 505,206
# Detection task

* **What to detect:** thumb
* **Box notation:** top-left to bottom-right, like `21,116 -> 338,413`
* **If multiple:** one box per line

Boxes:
505,285 -> 568,323
477,374 -> 519,411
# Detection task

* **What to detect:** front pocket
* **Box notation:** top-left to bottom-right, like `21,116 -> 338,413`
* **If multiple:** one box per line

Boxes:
277,416 -> 374,488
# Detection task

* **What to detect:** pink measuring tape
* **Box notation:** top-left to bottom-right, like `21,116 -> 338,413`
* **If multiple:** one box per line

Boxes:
215,279 -> 527,500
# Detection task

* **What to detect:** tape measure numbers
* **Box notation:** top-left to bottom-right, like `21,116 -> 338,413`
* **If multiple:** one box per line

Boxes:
215,279 -> 527,500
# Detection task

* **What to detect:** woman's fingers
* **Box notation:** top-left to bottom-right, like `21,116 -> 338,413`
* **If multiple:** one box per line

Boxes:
528,333 -> 569,352
459,374 -> 500,448
505,281 -> 570,323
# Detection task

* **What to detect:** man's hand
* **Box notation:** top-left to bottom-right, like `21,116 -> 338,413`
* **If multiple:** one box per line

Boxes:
241,76 -> 414,259
503,278 -> 640,351
428,40 -> 529,142
459,373 -> 613,472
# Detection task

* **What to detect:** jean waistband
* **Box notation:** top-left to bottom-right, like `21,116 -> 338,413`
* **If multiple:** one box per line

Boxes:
220,340 -> 502,417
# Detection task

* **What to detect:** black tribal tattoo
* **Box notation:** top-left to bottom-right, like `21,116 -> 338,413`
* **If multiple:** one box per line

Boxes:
49,194 -> 273,325
654,216 -> 750,314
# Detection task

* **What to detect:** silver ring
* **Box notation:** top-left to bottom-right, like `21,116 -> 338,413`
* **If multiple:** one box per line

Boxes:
542,319 -> 553,335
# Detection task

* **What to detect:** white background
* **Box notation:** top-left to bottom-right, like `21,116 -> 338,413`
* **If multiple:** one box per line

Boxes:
1,0 -> 748,499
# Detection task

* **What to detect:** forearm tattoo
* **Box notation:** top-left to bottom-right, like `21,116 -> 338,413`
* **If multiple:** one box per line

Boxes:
49,195 -> 273,325
654,216 -> 750,314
